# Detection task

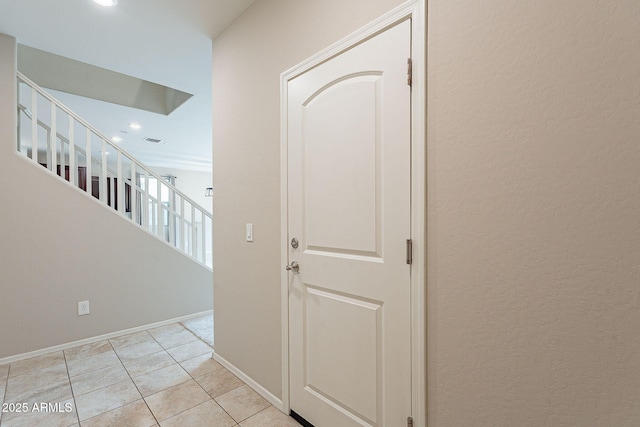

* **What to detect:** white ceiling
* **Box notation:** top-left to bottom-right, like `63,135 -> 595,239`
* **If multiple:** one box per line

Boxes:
0,0 -> 255,171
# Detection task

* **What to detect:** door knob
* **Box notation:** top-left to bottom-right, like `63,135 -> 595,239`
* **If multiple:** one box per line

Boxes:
286,261 -> 300,273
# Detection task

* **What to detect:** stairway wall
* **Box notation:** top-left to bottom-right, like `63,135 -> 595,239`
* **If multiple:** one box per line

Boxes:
0,34 -> 213,360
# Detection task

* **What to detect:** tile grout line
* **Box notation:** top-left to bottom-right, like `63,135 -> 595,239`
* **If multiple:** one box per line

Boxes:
110,333 -> 162,427
208,383 -> 243,424
144,327 -> 205,425
111,324 -> 215,426
152,322 -> 250,425
2,318 -> 218,427
62,349 -> 81,427
144,324 -> 231,425
72,335 -> 164,425
152,322 -> 272,427
0,364 -> 10,426
71,340 -> 130,425
178,320 -> 254,425
2,355 -> 76,427
239,406 -> 278,426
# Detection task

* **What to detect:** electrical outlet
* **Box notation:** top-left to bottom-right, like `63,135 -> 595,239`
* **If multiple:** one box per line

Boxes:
78,301 -> 90,316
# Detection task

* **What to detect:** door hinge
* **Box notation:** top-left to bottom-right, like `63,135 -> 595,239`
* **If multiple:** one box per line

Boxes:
408,416 -> 414,427
406,239 -> 413,265
407,58 -> 413,86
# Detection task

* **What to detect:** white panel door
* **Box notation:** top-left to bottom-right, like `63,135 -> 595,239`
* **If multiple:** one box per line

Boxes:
287,19 -> 412,427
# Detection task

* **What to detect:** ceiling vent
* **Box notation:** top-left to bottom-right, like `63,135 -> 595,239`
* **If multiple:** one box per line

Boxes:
143,137 -> 163,144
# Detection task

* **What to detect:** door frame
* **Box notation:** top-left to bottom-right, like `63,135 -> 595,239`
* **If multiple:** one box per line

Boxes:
280,1 -> 426,425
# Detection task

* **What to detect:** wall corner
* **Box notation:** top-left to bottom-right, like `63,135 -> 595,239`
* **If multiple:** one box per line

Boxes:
0,33 -> 17,156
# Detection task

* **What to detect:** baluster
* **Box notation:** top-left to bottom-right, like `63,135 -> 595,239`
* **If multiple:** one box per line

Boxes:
50,105 -> 57,174
205,215 -> 212,267
15,80 -> 21,149
157,178 -> 162,238
17,101 -> 21,153
31,89 -> 37,162
131,162 -> 137,224
142,172 -> 149,230
101,139 -> 107,204
201,209 -> 206,263
60,136 -> 66,180
16,73 -> 213,269
180,197 -> 185,252
169,187 -> 175,246
191,205 -> 196,257
85,129 -> 91,193
117,151 -> 123,214
69,117 -> 76,187
110,171 -> 116,209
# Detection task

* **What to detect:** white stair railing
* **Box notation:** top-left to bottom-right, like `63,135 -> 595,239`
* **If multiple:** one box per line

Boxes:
16,71 -> 212,270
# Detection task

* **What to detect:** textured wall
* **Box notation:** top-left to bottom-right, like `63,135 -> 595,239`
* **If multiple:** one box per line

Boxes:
427,0 -> 640,424
0,33 -> 213,360
212,0 -> 406,401
213,0 -> 640,422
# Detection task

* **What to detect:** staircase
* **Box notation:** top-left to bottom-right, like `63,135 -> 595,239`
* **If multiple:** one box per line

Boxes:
16,71 -> 212,270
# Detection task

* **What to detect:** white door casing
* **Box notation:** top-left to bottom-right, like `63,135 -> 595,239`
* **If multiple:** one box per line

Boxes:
285,17 -> 413,427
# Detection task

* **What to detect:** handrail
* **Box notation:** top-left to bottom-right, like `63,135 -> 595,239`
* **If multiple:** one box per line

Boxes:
16,71 -> 212,269
18,102 -> 131,182
16,72 -> 210,218
19,103 -> 70,145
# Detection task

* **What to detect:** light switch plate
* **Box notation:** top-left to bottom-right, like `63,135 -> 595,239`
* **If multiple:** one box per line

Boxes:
246,223 -> 253,242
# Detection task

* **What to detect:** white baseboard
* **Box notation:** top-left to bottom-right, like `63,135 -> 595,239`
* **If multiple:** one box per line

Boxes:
0,310 -> 213,366
212,351 -> 285,412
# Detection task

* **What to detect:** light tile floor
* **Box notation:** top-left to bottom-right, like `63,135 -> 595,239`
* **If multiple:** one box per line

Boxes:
0,314 -> 300,427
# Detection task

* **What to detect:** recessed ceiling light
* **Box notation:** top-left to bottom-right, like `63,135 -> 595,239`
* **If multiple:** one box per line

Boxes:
111,136 -> 122,142
129,123 -> 141,130
93,0 -> 118,6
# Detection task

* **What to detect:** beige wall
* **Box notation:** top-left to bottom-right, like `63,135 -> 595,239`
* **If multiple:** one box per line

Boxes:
212,0 -> 406,401
427,0 -> 640,424
0,33 -> 213,360
215,0 -> 640,424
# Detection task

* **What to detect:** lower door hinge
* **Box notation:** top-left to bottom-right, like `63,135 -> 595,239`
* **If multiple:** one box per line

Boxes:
406,239 -> 413,265
408,416 -> 414,427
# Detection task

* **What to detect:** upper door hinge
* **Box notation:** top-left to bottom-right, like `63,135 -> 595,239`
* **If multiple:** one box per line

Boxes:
407,58 -> 413,86
406,239 -> 413,265
408,416 -> 414,427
